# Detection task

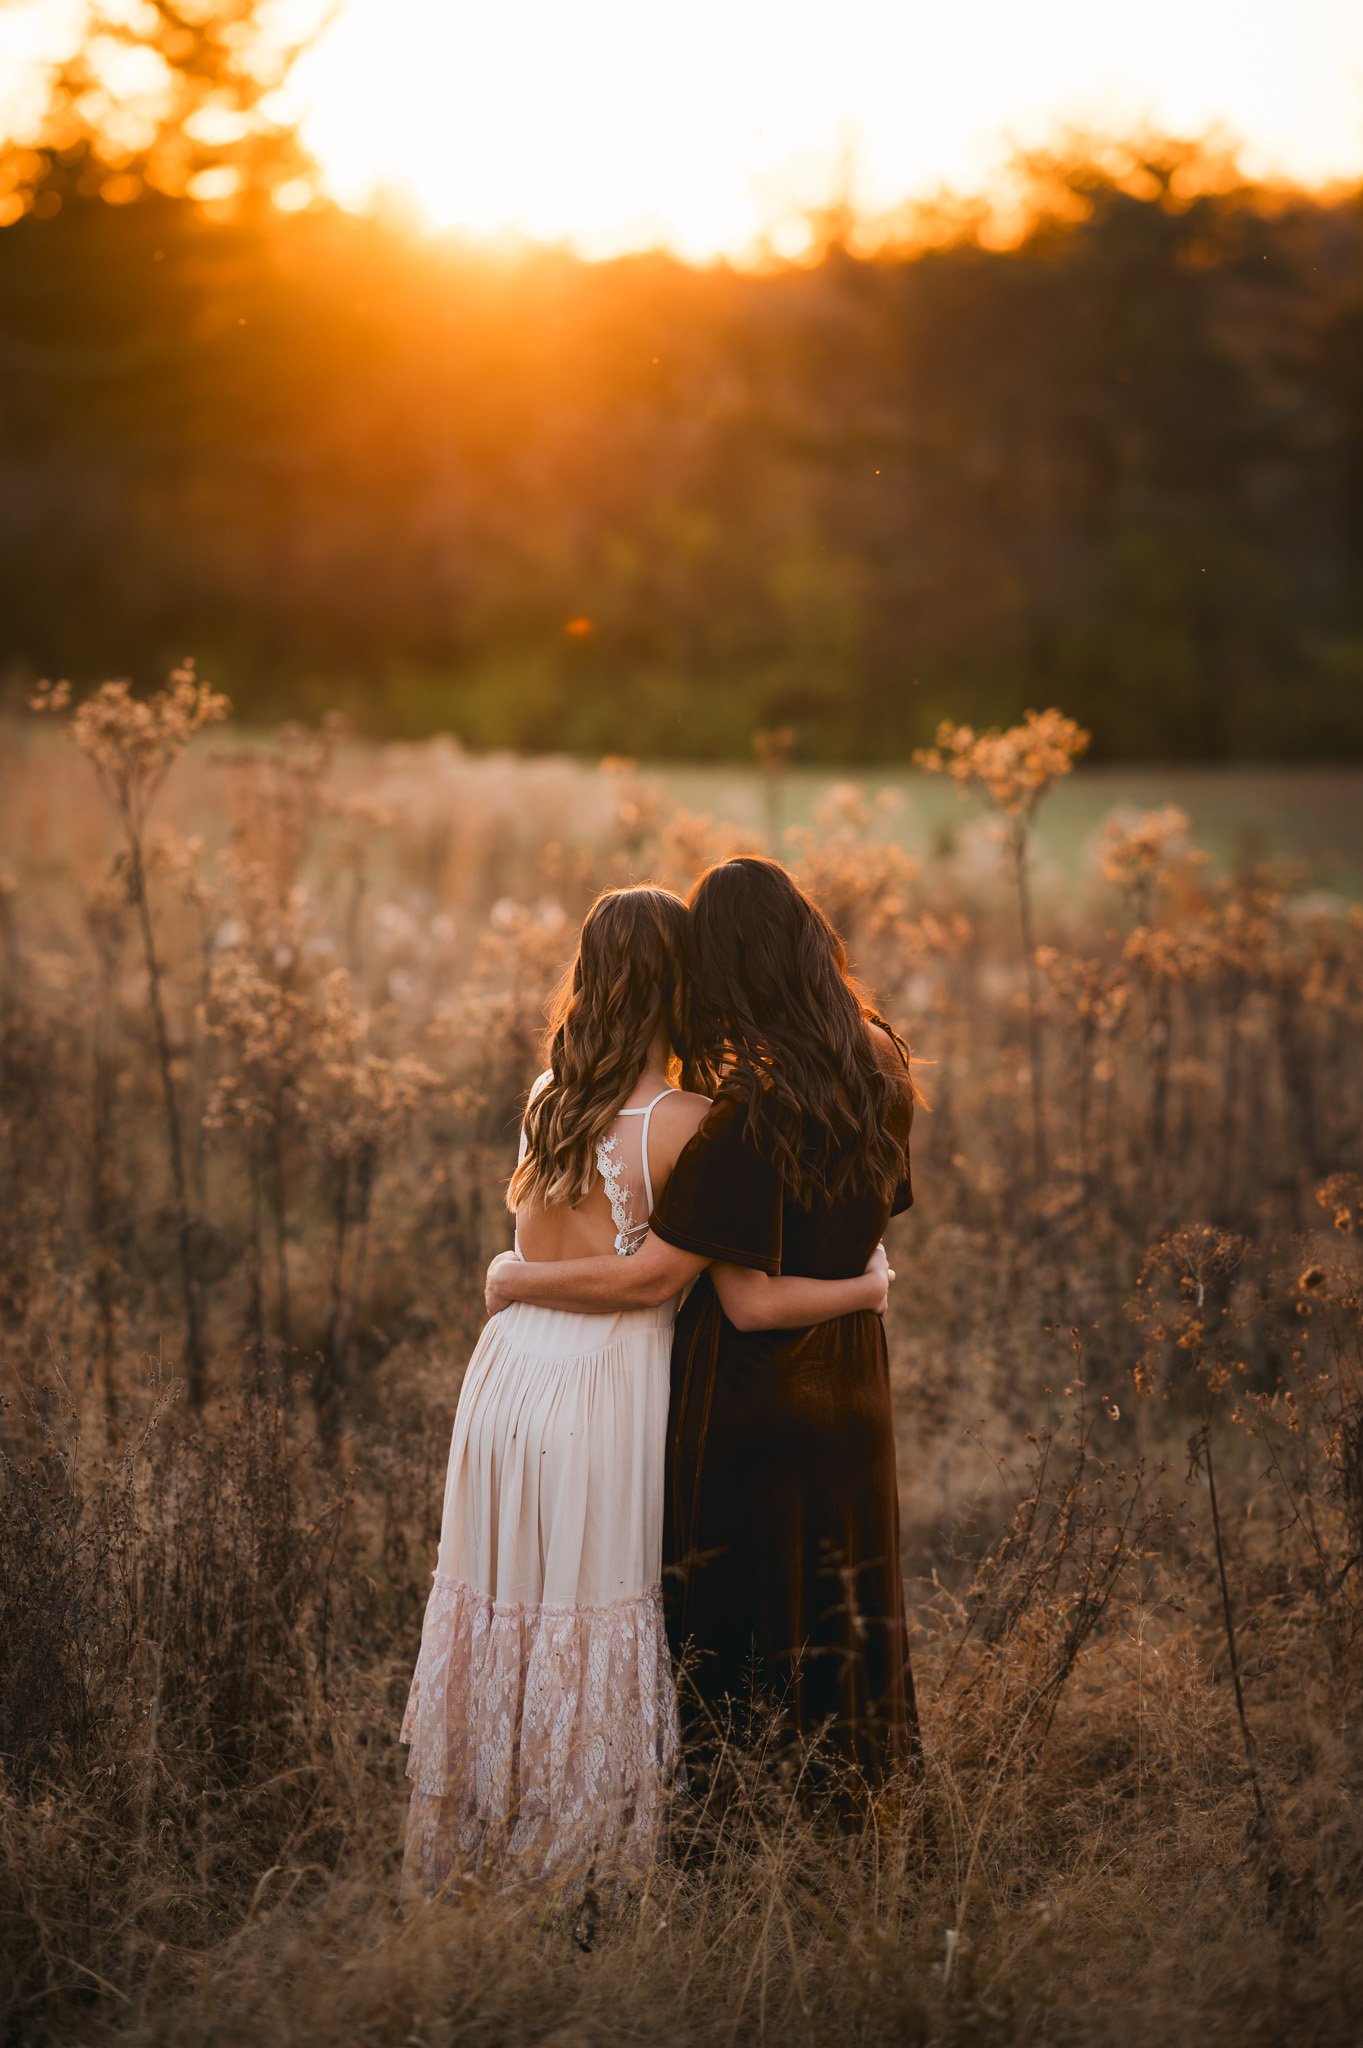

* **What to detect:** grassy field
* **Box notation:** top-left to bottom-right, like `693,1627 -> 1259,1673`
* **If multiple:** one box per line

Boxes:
1,692 -> 1362,2046
10,717 -> 1363,901
660,760 -> 1363,897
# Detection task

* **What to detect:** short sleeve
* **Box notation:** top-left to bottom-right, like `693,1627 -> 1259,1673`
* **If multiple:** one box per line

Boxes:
866,1021 -> 915,1218
889,1075 -> 915,1215
890,1143 -> 914,1215
649,1091 -> 783,1274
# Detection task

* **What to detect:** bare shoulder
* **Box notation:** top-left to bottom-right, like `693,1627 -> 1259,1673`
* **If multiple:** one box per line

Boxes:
864,1018 -> 910,1074
654,1088 -> 712,1136
649,1088 -> 712,1173
863,1019 -> 916,1124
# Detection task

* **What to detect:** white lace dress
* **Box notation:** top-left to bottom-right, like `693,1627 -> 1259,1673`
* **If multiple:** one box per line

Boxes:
400,1080 -> 682,1896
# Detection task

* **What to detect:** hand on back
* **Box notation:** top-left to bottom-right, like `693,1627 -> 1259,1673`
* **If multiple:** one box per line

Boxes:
863,1241 -> 895,1317
486,1251 -> 518,1317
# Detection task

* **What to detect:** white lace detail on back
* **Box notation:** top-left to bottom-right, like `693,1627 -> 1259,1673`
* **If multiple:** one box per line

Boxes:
595,1133 -> 646,1256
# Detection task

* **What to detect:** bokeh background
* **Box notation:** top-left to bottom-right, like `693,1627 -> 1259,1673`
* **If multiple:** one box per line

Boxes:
5,9 -> 1363,2047
3,0 -> 1363,762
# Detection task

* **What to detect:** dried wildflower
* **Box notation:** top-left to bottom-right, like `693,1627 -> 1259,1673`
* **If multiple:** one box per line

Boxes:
1098,806 -> 1205,921
217,722 -> 334,910
30,664 -> 230,1403
1122,920 -> 1216,985
656,809 -> 760,890
915,709 -> 1089,1186
904,908 -> 972,962
42,665 -> 230,832
813,781 -> 874,835
1316,1172 -> 1363,1235
787,809 -> 922,986
1130,1223 -> 1271,1825
914,708 -> 1089,823
1035,948 -> 1130,1035
204,954 -> 314,1136
1033,949 -> 1131,1183
1129,1224 -> 1252,1401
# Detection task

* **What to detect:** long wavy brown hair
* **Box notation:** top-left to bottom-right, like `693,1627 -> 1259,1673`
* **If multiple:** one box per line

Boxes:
506,885 -> 690,1215
681,856 -> 912,1207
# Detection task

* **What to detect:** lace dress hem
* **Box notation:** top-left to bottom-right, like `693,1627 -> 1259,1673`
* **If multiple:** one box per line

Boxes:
400,1573 -> 681,1892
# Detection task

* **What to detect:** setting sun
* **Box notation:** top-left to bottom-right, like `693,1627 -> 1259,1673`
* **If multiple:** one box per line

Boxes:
6,0 -> 1363,2028
2,0 -> 1361,257
280,0 -> 1363,258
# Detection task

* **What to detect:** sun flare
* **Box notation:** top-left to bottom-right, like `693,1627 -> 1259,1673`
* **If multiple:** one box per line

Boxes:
0,0 -> 1360,256
282,0 -> 1363,260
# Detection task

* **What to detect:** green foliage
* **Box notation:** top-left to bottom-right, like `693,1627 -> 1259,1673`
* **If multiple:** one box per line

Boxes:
1,138 -> 1361,759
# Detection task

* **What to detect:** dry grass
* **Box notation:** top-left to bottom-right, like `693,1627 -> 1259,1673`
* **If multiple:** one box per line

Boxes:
1,688 -> 1362,2046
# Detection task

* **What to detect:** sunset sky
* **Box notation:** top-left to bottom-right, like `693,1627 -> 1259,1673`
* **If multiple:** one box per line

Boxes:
2,0 -> 1361,258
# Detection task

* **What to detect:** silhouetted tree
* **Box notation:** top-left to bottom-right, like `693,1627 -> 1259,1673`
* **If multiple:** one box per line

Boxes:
0,118 -> 1359,761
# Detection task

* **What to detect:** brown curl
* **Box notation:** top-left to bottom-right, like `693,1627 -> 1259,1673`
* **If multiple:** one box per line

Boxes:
507,885 -> 690,1215
680,855 -> 912,1208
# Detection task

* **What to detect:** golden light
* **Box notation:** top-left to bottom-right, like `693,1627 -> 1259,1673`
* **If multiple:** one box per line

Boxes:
287,0 -> 834,260
283,0 -> 1363,260
2,0 -> 1362,258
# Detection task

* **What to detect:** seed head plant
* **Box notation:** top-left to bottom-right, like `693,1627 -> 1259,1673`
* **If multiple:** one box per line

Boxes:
31,667 -> 228,1403
1130,1225 -> 1270,1830
1,689 -> 1362,2043
916,709 -> 1090,1186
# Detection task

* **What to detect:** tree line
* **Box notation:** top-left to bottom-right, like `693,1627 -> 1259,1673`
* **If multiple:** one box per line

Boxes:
2,129 -> 1361,760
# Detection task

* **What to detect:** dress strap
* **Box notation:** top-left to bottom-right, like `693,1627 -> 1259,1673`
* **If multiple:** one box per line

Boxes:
605,1088 -> 673,1248
636,1089 -> 670,1216
615,1089 -> 674,1116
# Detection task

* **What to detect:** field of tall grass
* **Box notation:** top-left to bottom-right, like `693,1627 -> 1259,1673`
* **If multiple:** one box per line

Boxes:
1,678 -> 1361,2046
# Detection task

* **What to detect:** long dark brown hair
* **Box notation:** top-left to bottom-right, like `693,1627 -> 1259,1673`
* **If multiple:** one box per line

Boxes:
507,884 -> 689,1214
681,856 -> 911,1207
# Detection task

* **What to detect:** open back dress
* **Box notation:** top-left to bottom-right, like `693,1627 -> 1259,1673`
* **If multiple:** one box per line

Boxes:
400,1078 -> 682,1895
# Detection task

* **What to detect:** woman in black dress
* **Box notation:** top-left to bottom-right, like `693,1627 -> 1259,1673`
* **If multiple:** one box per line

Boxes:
486,856 -> 918,1780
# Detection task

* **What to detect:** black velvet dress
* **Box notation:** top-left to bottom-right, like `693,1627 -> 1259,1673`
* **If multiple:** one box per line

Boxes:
649,1059 -> 918,1780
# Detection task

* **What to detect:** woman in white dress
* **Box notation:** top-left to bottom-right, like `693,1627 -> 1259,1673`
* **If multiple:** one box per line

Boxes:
400,885 -> 892,1897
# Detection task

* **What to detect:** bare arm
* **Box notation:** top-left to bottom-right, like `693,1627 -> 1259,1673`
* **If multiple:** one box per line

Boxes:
486,1231 -> 706,1316
486,1237 -> 893,1325
713,1243 -> 893,1332
487,1089 -> 715,1316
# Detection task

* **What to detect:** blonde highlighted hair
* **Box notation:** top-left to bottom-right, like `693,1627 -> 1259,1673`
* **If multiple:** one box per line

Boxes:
506,885 -> 690,1215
